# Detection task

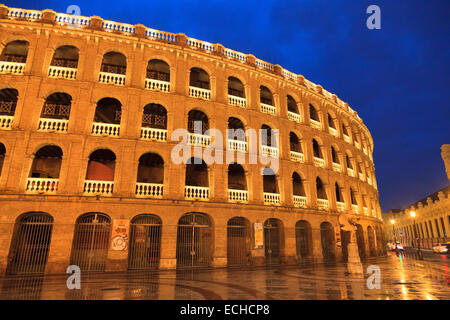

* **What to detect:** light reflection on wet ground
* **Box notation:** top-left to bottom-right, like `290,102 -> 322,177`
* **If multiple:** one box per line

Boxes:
0,253 -> 449,300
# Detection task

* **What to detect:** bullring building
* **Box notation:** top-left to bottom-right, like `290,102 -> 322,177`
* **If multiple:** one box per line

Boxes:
0,5 -> 384,275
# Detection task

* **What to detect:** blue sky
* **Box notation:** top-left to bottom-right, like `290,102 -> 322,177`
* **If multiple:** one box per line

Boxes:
6,0 -> 450,211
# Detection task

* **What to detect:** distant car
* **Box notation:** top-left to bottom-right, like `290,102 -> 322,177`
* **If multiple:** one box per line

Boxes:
432,243 -> 449,254
395,242 -> 404,251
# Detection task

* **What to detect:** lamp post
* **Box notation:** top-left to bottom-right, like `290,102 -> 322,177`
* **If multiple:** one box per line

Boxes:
410,211 -> 423,260
390,219 -> 395,242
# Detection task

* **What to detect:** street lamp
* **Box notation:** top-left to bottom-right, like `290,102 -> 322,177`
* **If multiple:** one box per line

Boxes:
410,211 -> 423,260
390,219 -> 395,242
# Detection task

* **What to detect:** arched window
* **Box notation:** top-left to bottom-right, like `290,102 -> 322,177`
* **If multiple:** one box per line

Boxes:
287,95 -> 298,113
312,139 -> 322,158
147,59 -> 170,82
100,51 -> 126,75
346,154 -> 353,169
187,109 -> 209,134
1,40 -> 29,63
261,124 -> 276,147
342,122 -> 349,136
86,149 -> 116,181
331,146 -> 339,164
142,104 -> 167,129
228,77 -> 245,98
350,188 -> 357,205
228,117 -> 245,141
328,113 -> 336,129
335,182 -> 343,202
309,104 -> 319,121
39,93 -> 72,133
51,45 -> 79,68
94,98 -> 121,124
227,217 -> 251,266
185,157 -> 208,187
0,88 -> 18,122
189,67 -> 210,89
316,177 -> 327,200
260,86 -> 273,105
29,145 -> 63,179
0,142 -> 5,175
290,132 -> 302,153
228,163 -> 247,190
137,153 -> 164,184
263,167 -> 278,194
292,172 -> 305,196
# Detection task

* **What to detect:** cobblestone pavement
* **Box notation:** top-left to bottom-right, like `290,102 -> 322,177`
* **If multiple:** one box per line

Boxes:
0,251 -> 449,300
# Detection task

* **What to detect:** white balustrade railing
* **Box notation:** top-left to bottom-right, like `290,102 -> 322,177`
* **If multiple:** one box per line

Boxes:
98,72 -> 125,86
287,111 -> 301,123
363,207 -> 369,216
293,195 -> 307,208
8,8 -> 42,20
55,13 -> 91,28
359,173 -> 365,181
145,78 -> 170,92
135,183 -> 164,198
255,59 -> 274,72
189,86 -> 211,100
310,119 -> 321,130
336,201 -> 345,212
260,103 -> 276,115
290,151 -> 304,163
102,20 -> 135,35
187,133 -> 211,146
26,178 -> 59,194
0,115 -> 14,130
264,192 -> 280,205
261,145 -> 279,158
0,61 -> 25,74
141,127 -> 168,142
185,186 -> 210,200
313,157 -> 325,168
355,141 -> 361,149
347,168 -> 354,177
329,127 -> 338,137
352,204 -> 359,214
282,69 -> 298,82
227,139 -> 247,153
186,38 -> 215,53
83,180 -> 114,196
223,48 -> 246,63
228,95 -> 246,108
343,134 -> 350,143
228,189 -> 248,203
38,118 -> 69,133
48,66 -> 77,80
145,28 -> 177,43
367,177 -> 372,185
317,199 -> 329,210
332,162 -> 341,172
363,147 -> 367,155
92,122 -> 120,137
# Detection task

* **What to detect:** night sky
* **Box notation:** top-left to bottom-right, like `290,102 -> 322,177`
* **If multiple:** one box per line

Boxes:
5,0 -> 450,211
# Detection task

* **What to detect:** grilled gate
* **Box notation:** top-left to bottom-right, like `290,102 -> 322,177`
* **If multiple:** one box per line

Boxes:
7,213 -> 54,275
70,213 -> 111,272
227,217 -> 249,266
128,214 -> 161,270
264,219 -> 280,265
295,221 -> 311,264
340,230 -> 351,262
320,222 -> 336,263
356,225 -> 366,260
367,227 -> 376,257
176,213 -> 212,268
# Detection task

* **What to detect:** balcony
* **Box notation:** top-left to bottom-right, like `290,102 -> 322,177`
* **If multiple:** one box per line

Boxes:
261,145 -> 279,158
189,86 -> 211,100
313,157 -> 325,168
363,207 -> 369,216
228,95 -> 246,108
227,139 -> 247,153
336,201 -> 345,212
332,162 -> 341,172
187,133 -> 211,147
37,118 -> 69,133
145,78 -> 170,92
260,103 -> 276,115
347,168 -> 354,177
355,141 -> 361,149
329,127 -> 338,137
185,186 -> 210,201
293,195 -> 307,208
363,147 -> 367,155
48,66 -> 77,80
352,204 -> 359,215
343,134 -> 350,143
367,177 -> 372,185
136,183 -> 164,198
92,122 -> 120,137
359,173 -> 365,181
84,180 -> 114,196
264,192 -> 280,205
141,127 -> 168,142
290,151 -> 304,163
26,178 -> 59,194
310,119 -> 321,130
98,71 -> 126,86
317,199 -> 329,210
0,115 -> 14,130
228,189 -> 248,203
287,111 -> 301,123
0,61 -> 25,75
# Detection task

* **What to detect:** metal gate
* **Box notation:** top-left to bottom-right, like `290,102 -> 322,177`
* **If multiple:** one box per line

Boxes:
264,219 -> 281,265
70,213 -> 111,272
367,227 -> 376,256
6,213 -> 54,275
128,214 -> 161,270
295,221 -> 311,264
340,230 -> 351,262
356,225 -> 366,260
320,222 -> 336,263
227,217 -> 249,266
176,213 -> 212,268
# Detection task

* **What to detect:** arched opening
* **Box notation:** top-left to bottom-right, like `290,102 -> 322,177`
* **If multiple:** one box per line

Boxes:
40,92 -> 72,120
342,122 -> 349,137
6,212 -> 54,275
320,221 -> 336,263
29,145 -> 63,179
92,98 -> 122,136
187,109 -> 209,134
146,59 -> 170,82
142,104 -> 167,129
189,67 -> 210,89
228,163 -> 247,190
350,188 -> 357,205
367,226 -> 376,257
185,157 -> 208,187
287,95 -> 298,113
128,214 -> 162,270
1,40 -> 29,63
227,217 -> 251,266
264,218 -> 283,265
309,104 -> 319,121
356,224 -> 366,260
328,113 -> 336,129
261,124 -> 276,147
312,139 -> 323,158
316,177 -> 327,200
335,182 -> 344,202
70,213 -> 112,272
0,88 -> 18,121
290,132 -> 302,153
137,153 -> 164,184
0,142 -> 5,175
227,117 -> 245,141
263,167 -> 278,194
292,172 -> 306,197
228,77 -> 245,98
346,154 -> 353,169
100,51 -> 126,75
341,229 -> 351,262
86,149 -> 116,181
331,146 -> 339,164
176,213 -> 212,268
295,220 -> 312,264
51,45 -> 79,68
260,86 -> 273,105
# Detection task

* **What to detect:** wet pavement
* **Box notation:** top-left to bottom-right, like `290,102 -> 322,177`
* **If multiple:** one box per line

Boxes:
0,251 -> 449,300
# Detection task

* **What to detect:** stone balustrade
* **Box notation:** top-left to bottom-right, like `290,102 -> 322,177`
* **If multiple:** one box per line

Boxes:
313,157 -> 325,168
287,111 -> 301,123
136,183 -> 164,198
0,61 -> 25,74
290,151 -> 305,163
352,204 -> 359,214
228,189 -> 248,203
227,139 -> 247,153
310,119 -> 322,130
141,127 -> 168,142
38,118 -> 69,133
332,162 -> 341,172
317,199 -> 329,210
187,133 -> 211,147
92,122 -> 120,137
293,195 -> 307,208
26,178 -> 59,194
185,186 -> 210,200
261,145 -> 279,158
0,115 -> 14,129
48,65 -> 77,80
98,72 -> 126,86
260,103 -> 276,115
83,180 -> 114,196
336,201 -> 345,212
228,95 -> 246,108
264,192 -> 280,205
145,78 -> 170,92
189,86 -> 211,100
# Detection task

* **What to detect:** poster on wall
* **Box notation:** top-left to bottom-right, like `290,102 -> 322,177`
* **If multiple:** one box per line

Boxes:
254,223 -> 263,249
335,226 -> 342,248
111,219 -> 130,251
